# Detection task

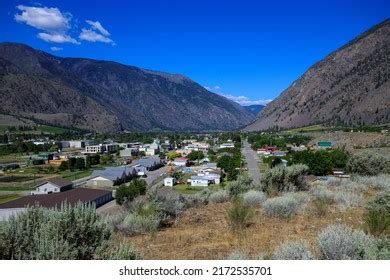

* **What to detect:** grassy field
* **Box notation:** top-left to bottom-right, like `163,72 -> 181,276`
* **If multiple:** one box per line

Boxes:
0,153 -> 29,164
122,199 -> 365,259
38,125 -> 69,134
283,124 -> 326,134
0,194 -> 22,204
61,169 -> 93,180
174,184 -> 203,194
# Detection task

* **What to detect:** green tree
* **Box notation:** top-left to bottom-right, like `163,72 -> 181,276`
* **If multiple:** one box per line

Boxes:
187,151 -> 204,161
167,151 -> 181,161
116,179 -> 147,205
49,145 -> 60,152
74,158 -> 86,170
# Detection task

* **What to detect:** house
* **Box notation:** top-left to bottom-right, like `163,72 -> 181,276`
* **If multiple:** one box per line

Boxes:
0,163 -> 20,170
190,173 -> 221,187
87,166 -> 137,188
164,177 -> 176,187
272,150 -> 287,157
31,177 -> 73,195
173,157 -> 189,166
139,139 -> 160,156
219,143 -> 235,149
131,156 -> 162,171
0,188 -> 113,221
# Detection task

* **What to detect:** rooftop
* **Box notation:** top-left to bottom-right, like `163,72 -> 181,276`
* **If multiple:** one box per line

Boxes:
0,188 -> 112,209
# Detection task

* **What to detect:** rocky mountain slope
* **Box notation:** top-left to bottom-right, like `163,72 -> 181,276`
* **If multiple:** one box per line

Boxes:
245,19 -> 390,131
0,43 -> 253,132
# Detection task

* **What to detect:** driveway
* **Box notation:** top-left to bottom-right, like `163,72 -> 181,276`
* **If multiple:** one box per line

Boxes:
242,140 -> 261,184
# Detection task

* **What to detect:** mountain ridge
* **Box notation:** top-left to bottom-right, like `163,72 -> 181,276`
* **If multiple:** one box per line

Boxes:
0,43 -> 253,132
245,19 -> 390,131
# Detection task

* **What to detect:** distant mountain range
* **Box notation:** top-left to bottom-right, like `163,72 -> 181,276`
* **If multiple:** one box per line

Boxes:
0,43 -> 254,132
245,19 -> 390,131
243,105 -> 265,115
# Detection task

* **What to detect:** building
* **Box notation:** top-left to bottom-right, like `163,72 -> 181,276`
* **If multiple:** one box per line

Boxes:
272,151 -> 287,157
61,140 -> 92,149
189,173 -> 221,187
31,177 -> 73,195
119,148 -> 139,157
164,177 -> 176,187
173,157 -> 189,166
131,156 -> 162,171
87,166 -> 137,188
219,143 -> 235,149
85,143 -> 119,154
0,188 -> 113,221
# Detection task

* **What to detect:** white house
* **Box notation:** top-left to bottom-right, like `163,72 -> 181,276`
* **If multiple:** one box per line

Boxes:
190,176 -> 209,187
219,143 -> 235,148
190,173 -> 221,187
31,177 -> 73,195
164,177 -> 176,187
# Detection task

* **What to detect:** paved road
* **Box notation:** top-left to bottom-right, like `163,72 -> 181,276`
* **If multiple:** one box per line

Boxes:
242,140 -> 261,185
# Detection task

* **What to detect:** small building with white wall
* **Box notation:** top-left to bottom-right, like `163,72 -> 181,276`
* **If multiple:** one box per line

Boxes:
164,177 -> 176,187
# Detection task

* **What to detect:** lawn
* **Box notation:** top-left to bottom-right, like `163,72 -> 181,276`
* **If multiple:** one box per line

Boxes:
0,194 -> 21,204
283,124 -> 326,134
38,125 -> 68,134
0,153 -> 29,164
174,184 -> 202,194
60,169 -> 93,180
0,175 -> 35,183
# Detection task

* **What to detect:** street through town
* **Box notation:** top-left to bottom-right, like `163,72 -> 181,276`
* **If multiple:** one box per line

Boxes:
242,139 -> 261,185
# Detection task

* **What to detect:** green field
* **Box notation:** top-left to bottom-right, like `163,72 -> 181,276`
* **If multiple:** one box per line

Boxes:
282,124 -> 326,134
38,125 -> 69,134
0,194 -> 22,204
0,153 -> 29,164
0,175 -> 35,183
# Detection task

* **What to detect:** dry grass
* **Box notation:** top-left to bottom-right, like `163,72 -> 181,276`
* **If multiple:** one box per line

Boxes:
121,200 -> 365,259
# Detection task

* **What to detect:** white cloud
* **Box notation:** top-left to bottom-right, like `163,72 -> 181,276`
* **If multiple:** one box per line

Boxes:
79,20 -> 115,45
38,32 -> 79,44
50,46 -> 63,51
219,94 -> 272,106
79,28 -> 115,45
15,5 -> 79,44
85,20 -> 110,36
15,5 -> 70,32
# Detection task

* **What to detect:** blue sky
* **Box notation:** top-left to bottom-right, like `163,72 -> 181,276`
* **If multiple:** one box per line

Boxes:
1,0 -> 389,105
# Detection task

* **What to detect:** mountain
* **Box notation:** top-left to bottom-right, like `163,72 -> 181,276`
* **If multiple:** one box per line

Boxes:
245,19 -> 390,131
0,43 -> 253,132
243,105 -> 265,115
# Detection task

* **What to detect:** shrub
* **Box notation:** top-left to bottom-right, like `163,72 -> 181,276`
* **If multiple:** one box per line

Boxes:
263,194 -> 303,218
227,197 -> 254,233
209,190 -> 230,203
353,174 -> 390,191
274,240 -> 314,260
225,173 -> 253,197
261,164 -> 309,194
242,190 -> 267,206
310,185 -> 334,201
148,186 -> 186,223
334,191 -> 363,209
312,197 -> 330,217
191,188 -> 212,205
120,213 -> 160,235
317,224 -> 376,259
364,192 -> 390,236
116,179 -> 147,205
105,242 -> 142,260
364,237 -> 390,260
347,152 -> 390,176
0,203 -> 111,260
